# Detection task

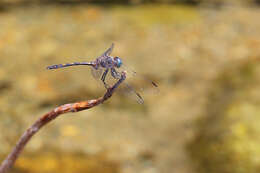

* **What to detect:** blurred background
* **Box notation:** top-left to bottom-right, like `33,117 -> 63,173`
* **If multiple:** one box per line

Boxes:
0,0 -> 260,173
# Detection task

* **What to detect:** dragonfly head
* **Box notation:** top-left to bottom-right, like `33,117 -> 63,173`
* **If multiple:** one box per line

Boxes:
114,57 -> 122,68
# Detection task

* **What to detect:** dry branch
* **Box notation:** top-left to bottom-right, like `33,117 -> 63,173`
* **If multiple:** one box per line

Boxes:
0,72 -> 126,173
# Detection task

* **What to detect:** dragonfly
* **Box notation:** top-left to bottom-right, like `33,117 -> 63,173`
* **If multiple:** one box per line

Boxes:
47,43 -> 158,104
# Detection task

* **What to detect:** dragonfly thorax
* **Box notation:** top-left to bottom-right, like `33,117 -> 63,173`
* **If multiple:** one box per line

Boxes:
98,56 -> 115,68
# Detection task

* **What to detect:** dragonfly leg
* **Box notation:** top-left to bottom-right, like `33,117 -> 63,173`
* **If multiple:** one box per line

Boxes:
111,68 -> 121,79
101,68 -> 109,89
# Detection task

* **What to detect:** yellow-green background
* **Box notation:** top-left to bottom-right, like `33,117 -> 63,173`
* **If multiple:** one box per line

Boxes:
1,0 -> 260,173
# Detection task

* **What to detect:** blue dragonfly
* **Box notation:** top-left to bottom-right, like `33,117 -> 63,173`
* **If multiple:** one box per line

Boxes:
47,43 -> 158,104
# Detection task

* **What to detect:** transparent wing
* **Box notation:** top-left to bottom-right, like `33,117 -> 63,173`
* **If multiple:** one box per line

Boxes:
101,43 -> 114,57
120,64 -> 159,94
91,67 -> 103,80
111,67 -> 158,104
110,68 -> 143,104
123,82 -> 144,104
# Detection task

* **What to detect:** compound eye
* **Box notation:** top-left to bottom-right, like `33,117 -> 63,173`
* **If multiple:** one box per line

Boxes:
115,57 -> 122,68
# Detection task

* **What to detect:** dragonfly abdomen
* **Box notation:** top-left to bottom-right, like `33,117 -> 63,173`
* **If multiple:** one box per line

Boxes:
47,62 -> 93,69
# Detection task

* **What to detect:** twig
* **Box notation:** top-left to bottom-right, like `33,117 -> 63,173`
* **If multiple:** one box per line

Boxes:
0,72 -> 126,173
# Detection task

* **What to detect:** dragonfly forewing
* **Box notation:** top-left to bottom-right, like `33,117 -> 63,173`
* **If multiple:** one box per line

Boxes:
101,43 -> 114,57
123,82 -> 144,104
119,64 -> 159,94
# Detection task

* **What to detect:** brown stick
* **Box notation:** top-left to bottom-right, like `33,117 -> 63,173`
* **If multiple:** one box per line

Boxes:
0,72 -> 126,173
